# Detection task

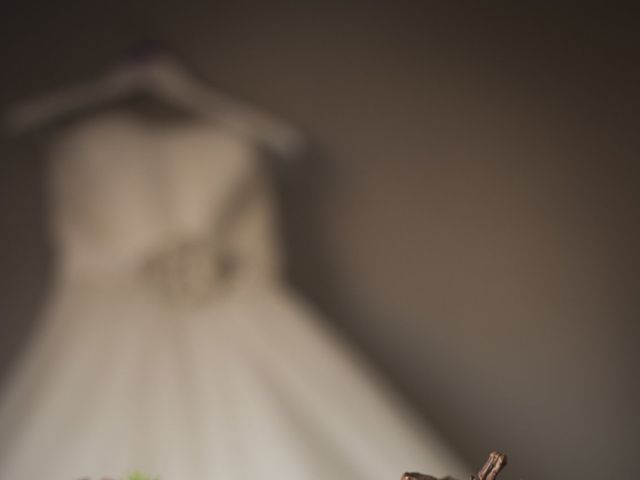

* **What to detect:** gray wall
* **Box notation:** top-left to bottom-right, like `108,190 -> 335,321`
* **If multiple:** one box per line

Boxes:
1,3 -> 638,480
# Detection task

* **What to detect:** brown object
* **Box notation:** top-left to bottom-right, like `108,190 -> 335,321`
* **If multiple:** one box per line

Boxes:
402,451 -> 508,480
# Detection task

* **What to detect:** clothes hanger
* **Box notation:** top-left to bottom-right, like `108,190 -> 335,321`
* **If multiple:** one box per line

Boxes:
3,50 -> 305,159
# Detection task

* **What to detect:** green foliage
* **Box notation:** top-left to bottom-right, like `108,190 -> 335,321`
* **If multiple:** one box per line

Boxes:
126,471 -> 159,480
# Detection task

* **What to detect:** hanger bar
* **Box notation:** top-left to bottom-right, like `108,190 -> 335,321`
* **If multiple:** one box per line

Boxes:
4,55 -> 304,159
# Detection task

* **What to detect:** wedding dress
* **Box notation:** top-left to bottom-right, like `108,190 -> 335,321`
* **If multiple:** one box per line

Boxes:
0,111 -> 466,480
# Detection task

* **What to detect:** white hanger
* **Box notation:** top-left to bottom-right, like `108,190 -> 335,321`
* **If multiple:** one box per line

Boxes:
3,53 -> 304,159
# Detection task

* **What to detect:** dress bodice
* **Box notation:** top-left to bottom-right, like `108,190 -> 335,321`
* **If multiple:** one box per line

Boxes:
48,112 -> 282,288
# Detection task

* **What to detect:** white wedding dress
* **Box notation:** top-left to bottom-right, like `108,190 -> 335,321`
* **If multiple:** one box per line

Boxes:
0,112 -> 466,480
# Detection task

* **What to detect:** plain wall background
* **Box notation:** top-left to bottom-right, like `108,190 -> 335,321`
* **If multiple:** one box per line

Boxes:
1,2 -> 638,480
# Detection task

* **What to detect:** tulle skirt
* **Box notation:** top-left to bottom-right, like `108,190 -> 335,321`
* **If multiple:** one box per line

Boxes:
0,277 -> 466,480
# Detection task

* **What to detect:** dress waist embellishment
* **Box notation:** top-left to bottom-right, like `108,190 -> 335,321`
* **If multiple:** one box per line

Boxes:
140,239 -> 235,306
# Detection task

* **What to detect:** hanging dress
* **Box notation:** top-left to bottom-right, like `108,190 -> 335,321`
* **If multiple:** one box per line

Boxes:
0,111 -> 467,480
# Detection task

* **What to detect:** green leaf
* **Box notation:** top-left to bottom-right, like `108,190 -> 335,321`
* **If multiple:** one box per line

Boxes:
126,470 -> 159,480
